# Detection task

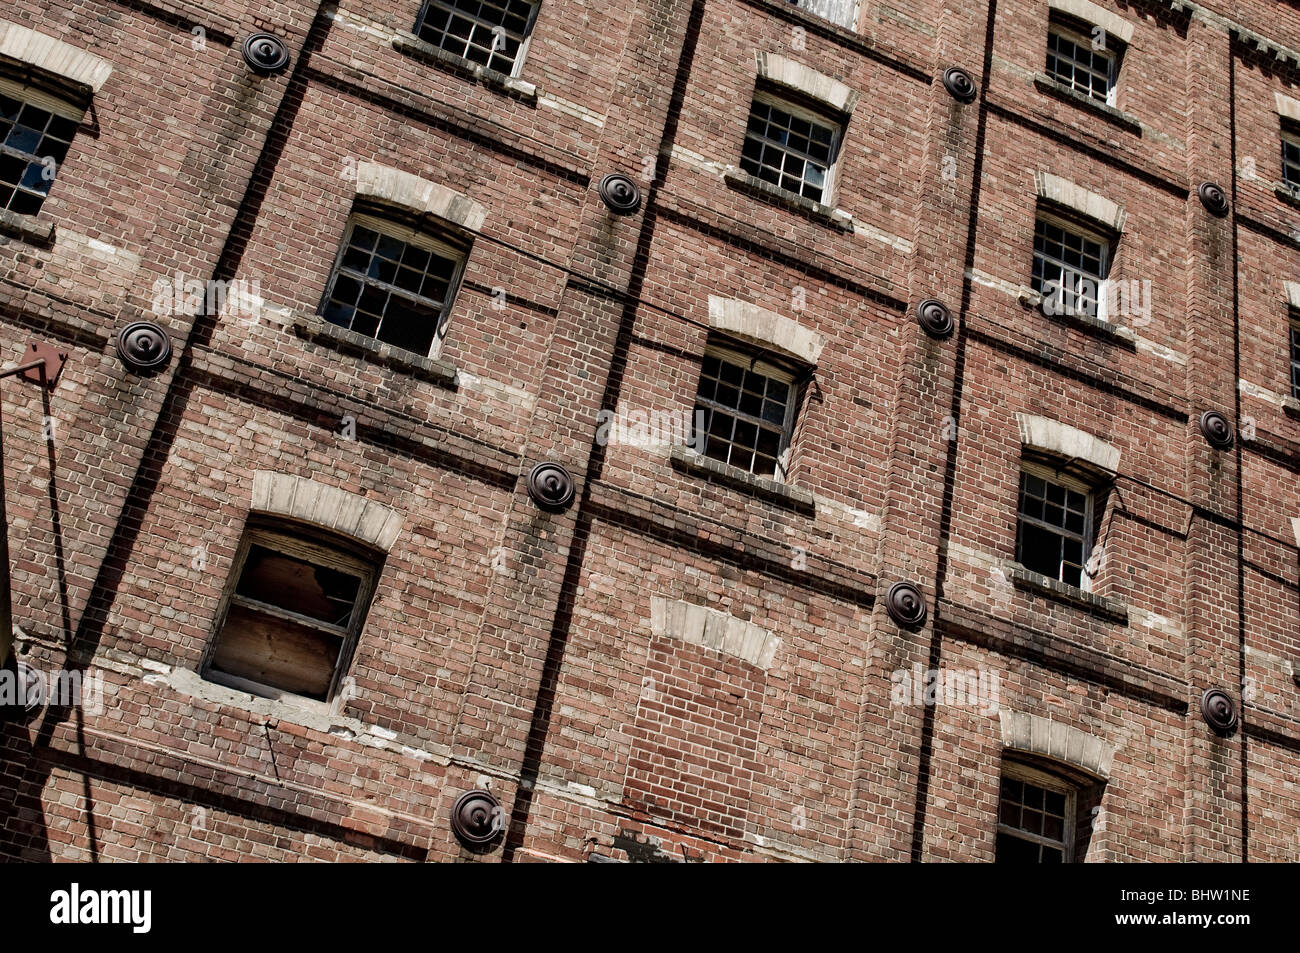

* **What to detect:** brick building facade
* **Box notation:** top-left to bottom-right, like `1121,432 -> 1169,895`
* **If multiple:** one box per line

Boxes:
0,0 -> 1297,863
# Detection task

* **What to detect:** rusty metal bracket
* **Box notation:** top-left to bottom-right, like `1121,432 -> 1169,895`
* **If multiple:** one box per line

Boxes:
17,342 -> 66,389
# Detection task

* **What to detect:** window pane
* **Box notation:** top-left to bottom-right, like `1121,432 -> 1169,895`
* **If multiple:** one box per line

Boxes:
415,0 -> 539,75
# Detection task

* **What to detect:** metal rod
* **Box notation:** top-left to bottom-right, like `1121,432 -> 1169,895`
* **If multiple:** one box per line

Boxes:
0,358 -> 46,668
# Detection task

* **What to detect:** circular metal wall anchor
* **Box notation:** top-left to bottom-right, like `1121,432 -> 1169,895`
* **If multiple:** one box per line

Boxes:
1200,688 -> 1238,736
942,67 -> 978,104
116,322 -> 172,373
1198,410 -> 1235,450
0,660 -> 46,722
527,462 -> 575,510
450,789 -> 503,847
1197,181 -> 1229,217
885,581 -> 928,629
243,32 -> 290,75
916,298 -> 955,338
597,173 -> 642,215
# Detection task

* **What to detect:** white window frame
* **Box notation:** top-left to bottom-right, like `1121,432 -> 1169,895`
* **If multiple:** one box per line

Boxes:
1282,124 -> 1300,193
1016,460 -> 1096,591
743,89 -> 842,206
413,0 -> 541,78
998,761 -> 1078,863
319,211 -> 469,360
1045,16 -> 1120,107
1289,313 -> 1300,401
1032,209 -> 1113,321
0,75 -> 85,217
694,340 -> 802,483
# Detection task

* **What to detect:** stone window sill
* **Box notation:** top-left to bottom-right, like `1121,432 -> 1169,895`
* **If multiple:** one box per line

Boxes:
1032,74 -> 1142,135
723,168 -> 854,233
1016,287 -> 1138,349
1283,395 -> 1300,418
1009,565 -> 1129,624
0,208 -> 55,248
392,33 -> 539,105
1274,182 -> 1300,209
289,311 -> 459,388
669,445 -> 815,514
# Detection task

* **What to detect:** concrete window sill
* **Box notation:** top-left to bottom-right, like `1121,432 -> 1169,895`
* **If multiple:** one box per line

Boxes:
392,33 -> 539,105
0,208 -> 55,248
723,168 -> 855,233
1283,395 -> 1300,418
1017,287 -> 1138,349
289,311 -> 459,389
1009,565 -> 1129,624
1032,74 -> 1142,135
1274,182 -> 1300,209
670,445 -> 815,514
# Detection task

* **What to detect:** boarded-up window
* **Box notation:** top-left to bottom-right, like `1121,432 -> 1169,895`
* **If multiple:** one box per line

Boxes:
793,0 -> 857,30
204,526 -> 379,702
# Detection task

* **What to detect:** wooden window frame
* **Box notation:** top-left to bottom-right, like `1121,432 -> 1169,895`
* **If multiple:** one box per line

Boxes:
1045,14 -> 1122,107
1032,208 -> 1113,320
998,760 -> 1079,863
413,0 -> 542,78
1016,459 -> 1096,591
201,523 -> 380,707
318,210 -> 470,360
694,339 -> 804,483
742,88 -> 843,206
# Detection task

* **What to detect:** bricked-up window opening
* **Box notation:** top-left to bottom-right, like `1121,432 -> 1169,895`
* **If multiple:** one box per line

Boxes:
414,0 -> 540,77
1032,213 -> 1110,319
1016,463 -> 1093,588
0,78 -> 82,217
693,342 -> 801,481
787,0 -> 859,30
1045,16 -> 1121,105
997,763 -> 1076,862
740,92 -> 841,204
1282,124 -> 1300,193
320,213 -> 469,358
204,526 -> 379,703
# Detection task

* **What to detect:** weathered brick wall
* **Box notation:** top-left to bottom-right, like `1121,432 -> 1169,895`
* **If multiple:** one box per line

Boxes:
0,0 -> 1297,863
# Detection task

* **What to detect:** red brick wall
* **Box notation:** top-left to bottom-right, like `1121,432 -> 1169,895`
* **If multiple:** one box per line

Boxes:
0,0 -> 1297,863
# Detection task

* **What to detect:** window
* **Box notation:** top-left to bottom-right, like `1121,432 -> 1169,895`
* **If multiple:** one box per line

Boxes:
1282,125 -> 1300,193
413,0 -> 540,76
1290,316 -> 1300,400
740,92 -> 841,204
1016,463 -> 1093,588
1045,16 -> 1121,105
0,78 -> 82,217
692,342 -> 802,481
788,0 -> 858,30
1032,212 -> 1110,319
997,763 -> 1076,863
204,524 -> 379,703
320,213 -> 469,358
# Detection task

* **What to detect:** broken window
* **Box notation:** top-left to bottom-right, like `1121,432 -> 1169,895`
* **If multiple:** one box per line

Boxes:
0,77 -> 82,217
693,340 -> 802,481
997,762 -> 1076,863
320,213 -> 469,359
1015,464 -> 1093,588
789,0 -> 858,30
203,525 -> 379,702
740,91 -> 841,205
413,0 -> 541,77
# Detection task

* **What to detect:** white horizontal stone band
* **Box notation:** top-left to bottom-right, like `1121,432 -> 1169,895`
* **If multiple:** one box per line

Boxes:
1049,0 -> 1135,45
252,471 -> 403,551
0,20 -> 112,92
999,710 -> 1115,779
355,161 -> 486,233
1016,413 -> 1121,473
707,296 -> 825,365
1034,170 -> 1126,233
649,596 -> 780,670
754,51 -> 858,114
